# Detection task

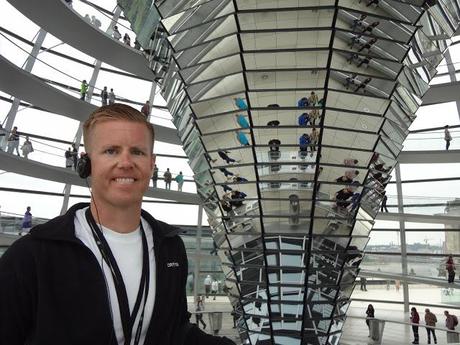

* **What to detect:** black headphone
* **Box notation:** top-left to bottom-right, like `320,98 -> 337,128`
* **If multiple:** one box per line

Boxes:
77,154 -> 92,178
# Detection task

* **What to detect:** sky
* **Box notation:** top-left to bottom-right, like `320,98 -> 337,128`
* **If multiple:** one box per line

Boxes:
0,0 -> 459,239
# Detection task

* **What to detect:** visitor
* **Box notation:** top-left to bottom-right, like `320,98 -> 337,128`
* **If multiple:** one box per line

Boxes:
123,33 -> 131,46
108,88 -> 115,104
380,192 -> 388,212
299,133 -> 311,157
360,277 -> 367,291
21,136 -> 33,159
112,25 -> 121,40
164,168 -> 172,190
354,77 -> 372,93
335,186 -> 354,209
410,307 -> 420,344
100,86 -> 108,106
344,158 -> 358,166
424,308 -> 437,344
211,279 -> 219,300
80,80 -> 88,101
195,297 -> 206,329
366,304 -> 375,336
268,139 -> 281,152
298,112 -> 310,127
204,274 -> 212,298
445,310 -> 459,343
351,14 -> 367,31
152,164 -> 159,188
20,206 -> 32,236
218,150 -> 239,164
65,147 -> 73,169
234,97 -> 248,110
358,38 -> 377,53
308,91 -> 319,106
236,131 -> 250,146
446,255 -> 456,283
235,114 -> 250,128
141,100 -> 151,118
445,125 -> 452,150
175,171 -> 184,191
7,126 -> 20,156
71,143 -> 79,170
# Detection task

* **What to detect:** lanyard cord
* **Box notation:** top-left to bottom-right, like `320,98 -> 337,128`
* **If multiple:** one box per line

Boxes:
85,209 -> 150,345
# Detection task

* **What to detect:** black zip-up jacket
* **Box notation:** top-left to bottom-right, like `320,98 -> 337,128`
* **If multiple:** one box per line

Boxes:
0,203 -> 235,345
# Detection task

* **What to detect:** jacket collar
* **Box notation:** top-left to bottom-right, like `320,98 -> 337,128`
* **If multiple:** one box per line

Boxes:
29,202 -> 183,243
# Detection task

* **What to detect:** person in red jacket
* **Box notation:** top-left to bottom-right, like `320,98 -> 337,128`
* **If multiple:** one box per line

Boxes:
411,307 -> 420,344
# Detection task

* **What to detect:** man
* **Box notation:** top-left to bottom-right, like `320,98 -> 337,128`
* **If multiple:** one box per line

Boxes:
141,101 -> 151,118
101,86 -> 108,106
20,206 -> 32,236
151,163 -> 159,188
204,274 -> 212,298
71,143 -> 79,170
164,168 -> 172,190
6,126 -> 20,155
65,147 -> 73,168
360,277 -> 367,291
445,125 -> 452,150
211,279 -> 219,300
80,79 -> 88,100
424,308 -> 437,344
445,310 -> 459,343
175,171 -> 184,192
109,88 -> 116,105
0,104 -> 234,345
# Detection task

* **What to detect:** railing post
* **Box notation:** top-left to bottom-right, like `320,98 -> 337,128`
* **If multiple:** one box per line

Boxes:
193,205 -> 203,304
396,163 -> 410,313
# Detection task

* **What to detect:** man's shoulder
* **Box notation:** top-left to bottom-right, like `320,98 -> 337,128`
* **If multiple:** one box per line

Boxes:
141,210 -> 184,240
28,203 -> 87,242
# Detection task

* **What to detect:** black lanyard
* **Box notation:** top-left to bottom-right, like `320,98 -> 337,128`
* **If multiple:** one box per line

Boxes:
85,209 -> 150,345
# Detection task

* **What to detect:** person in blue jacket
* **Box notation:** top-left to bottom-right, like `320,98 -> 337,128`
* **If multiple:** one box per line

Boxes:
237,131 -> 250,146
234,97 -> 248,110
235,114 -> 250,128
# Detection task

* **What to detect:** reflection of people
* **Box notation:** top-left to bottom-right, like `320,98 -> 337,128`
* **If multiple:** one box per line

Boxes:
195,296 -> 206,329
211,280 -> 219,300
360,277 -> 367,291
0,104 -> 235,344
366,304 -> 375,335
380,193 -> 388,212
204,274 -> 212,298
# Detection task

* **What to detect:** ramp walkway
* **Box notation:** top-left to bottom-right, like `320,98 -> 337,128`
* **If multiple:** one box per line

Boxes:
0,151 -> 200,204
375,212 -> 460,225
360,269 -> 460,289
399,150 -> 460,164
6,0 -> 155,80
422,80 -> 460,106
0,54 -> 181,145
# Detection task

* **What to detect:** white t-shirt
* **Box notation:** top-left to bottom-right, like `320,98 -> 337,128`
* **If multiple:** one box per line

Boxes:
74,207 -> 156,345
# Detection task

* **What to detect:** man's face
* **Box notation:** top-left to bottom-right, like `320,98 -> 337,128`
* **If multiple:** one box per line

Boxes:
87,120 -> 154,210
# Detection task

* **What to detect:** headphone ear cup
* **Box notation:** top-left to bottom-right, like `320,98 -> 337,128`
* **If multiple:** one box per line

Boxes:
77,155 -> 91,179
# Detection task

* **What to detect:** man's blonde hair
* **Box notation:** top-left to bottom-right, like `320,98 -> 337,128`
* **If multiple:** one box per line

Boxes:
83,103 -> 155,151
